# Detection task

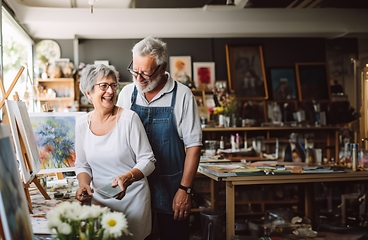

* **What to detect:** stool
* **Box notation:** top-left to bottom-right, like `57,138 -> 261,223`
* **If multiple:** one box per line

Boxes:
200,209 -> 225,240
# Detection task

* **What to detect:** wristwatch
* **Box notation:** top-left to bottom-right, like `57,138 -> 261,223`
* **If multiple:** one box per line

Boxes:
178,184 -> 192,194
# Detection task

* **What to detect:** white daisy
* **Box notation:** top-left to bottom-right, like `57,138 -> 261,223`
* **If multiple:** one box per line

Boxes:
101,212 -> 130,238
63,202 -> 84,221
57,222 -> 72,235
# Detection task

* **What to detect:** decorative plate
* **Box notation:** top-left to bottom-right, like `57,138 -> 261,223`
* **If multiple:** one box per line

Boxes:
36,40 -> 61,65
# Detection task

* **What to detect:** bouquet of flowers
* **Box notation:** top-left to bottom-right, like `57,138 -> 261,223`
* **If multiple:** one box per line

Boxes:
47,202 -> 131,240
210,91 -> 238,117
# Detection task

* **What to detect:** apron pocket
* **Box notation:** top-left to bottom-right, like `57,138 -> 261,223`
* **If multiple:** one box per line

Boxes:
151,118 -> 170,146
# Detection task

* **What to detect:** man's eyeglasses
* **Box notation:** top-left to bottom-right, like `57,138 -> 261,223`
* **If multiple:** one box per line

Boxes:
94,82 -> 118,91
127,61 -> 161,80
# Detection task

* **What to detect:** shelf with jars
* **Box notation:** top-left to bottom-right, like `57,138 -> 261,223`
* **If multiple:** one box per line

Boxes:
37,78 -> 75,112
201,126 -> 343,163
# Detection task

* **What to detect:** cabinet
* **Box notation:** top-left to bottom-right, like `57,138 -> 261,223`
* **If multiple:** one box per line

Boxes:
193,172 -> 302,218
37,78 -> 75,112
227,184 -> 301,217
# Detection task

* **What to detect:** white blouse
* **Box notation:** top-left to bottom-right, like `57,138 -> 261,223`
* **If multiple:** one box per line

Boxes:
75,108 -> 156,240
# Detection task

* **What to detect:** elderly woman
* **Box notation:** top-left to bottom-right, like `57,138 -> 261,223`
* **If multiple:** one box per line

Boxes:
75,64 -> 156,240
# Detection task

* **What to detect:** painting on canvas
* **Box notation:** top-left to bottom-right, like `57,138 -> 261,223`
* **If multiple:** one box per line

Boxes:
0,124 -> 34,240
193,62 -> 215,91
5,100 -> 41,182
29,112 -> 86,173
169,56 -> 192,84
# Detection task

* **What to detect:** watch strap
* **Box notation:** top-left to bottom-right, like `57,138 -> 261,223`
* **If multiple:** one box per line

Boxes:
178,184 -> 192,194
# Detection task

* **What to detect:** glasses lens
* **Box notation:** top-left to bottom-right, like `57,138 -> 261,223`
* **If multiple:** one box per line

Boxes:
111,83 -> 118,89
99,83 -> 108,91
128,69 -> 138,77
97,83 -> 117,91
129,70 -> 148,80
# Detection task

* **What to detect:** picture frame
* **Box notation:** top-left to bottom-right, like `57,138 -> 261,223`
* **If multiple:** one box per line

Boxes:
226,45 -> 268,100
192,62 -> 215,91
28,112 -> 86,174
5,100 -> 42,183
169,56 -> 192,83
269,68 -> 297,100
295,62 -> 330,102
239,100 -> 267,125
0,124 -> 34,239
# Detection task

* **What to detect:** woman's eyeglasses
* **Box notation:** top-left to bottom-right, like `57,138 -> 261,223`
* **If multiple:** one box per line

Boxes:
94,82 -> 118,91
127,60 -> 161,80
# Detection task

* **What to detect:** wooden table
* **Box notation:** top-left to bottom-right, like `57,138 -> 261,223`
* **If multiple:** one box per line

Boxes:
198,169 -> 368,240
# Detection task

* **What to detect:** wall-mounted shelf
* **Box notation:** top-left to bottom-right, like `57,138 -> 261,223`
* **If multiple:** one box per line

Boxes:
37,78 -> 75,112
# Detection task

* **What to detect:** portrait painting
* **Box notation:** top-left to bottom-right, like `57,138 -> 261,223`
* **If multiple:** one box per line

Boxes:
193,62 -> 215,91
270,68 -> 297,100
29,112 -> 86,173
0,124 -> 34,240
5,100 -> 42,182
295,62 -> 330,101
169,56 -> 192,85
226,45 -> 268,100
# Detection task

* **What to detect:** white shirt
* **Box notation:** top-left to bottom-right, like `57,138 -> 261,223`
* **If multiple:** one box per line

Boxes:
75,108 -> 155,240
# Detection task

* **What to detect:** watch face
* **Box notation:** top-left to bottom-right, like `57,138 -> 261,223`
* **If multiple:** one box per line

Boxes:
179,184 -> 191,194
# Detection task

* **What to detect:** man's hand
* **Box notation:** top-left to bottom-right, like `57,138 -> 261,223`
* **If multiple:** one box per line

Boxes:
172,189 -> 191,220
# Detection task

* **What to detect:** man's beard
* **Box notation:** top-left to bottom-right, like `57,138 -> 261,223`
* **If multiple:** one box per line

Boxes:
133,75 -> 161,93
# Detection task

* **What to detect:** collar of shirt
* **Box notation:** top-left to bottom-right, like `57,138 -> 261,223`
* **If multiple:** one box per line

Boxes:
137,72 -> 175,103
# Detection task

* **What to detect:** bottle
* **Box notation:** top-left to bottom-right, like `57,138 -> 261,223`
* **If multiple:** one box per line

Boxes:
231,135 -> 236,152
235,133 -> 240,150
220,136 -> 224,150
352,143 -> 357,171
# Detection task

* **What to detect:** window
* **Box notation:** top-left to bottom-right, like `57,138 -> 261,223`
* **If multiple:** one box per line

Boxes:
2,7 -> 36,111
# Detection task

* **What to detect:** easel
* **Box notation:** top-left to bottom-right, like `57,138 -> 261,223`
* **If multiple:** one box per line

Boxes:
0,67 -> 50,214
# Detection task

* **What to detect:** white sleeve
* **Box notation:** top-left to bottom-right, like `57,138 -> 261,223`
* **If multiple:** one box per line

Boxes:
180,89 -> 203,148
129,112 -> 156,177
75,116 -> 92,178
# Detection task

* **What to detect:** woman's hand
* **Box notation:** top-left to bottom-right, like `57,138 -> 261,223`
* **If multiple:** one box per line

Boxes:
112,173 -> 134,200
76,185 -> 93,202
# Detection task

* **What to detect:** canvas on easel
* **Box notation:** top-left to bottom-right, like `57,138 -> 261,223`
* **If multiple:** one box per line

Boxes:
5,100 -> 42,182
5,99 -> 51,212
28,111 -> 86,174
0,123 -> 34,240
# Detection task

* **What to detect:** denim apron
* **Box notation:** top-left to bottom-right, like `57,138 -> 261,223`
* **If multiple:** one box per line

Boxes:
131,82 -> 186,213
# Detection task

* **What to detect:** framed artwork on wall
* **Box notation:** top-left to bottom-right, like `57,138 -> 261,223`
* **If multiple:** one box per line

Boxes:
226,45 -> 268,100
193,62 -> 215,91
169,56 -> 192,84
295,62 -> 330,102
28,112 -> 86,174
269,68 -> 297,100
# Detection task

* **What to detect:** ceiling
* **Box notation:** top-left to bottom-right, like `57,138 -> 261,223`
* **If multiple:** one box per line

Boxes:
9,0 -> 368,9
4,0 -> 368,39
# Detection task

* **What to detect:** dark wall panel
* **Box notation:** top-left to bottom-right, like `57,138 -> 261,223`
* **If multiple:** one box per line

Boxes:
54,39 -> 74,61
54,37 -> 327,86
213,38 -> 326,81
78,39 -> 138,82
